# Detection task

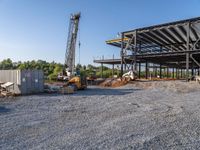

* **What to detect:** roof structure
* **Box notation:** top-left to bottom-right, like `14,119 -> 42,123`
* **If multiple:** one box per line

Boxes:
106,17 -> 200,53
94,17 -> 200,79
95,17 -> 200,67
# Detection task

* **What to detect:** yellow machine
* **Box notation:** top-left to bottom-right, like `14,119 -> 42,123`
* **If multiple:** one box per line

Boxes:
67,76 -> 87,90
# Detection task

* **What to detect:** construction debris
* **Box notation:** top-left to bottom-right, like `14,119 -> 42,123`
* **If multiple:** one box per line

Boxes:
60,86 -> 74,94
0,82 -> 15,97
44,84 -> 75,94
100,77 -> 128,87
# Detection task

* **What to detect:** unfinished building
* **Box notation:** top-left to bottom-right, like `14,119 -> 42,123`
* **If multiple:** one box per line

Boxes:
94,17 -> 200,80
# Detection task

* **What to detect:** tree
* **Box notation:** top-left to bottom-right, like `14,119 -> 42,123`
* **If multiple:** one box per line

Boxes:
0,58 -> 13,69
48,64 -> 63,80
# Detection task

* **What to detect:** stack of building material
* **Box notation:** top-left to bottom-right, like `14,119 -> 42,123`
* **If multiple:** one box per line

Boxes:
0,82 -> 14,96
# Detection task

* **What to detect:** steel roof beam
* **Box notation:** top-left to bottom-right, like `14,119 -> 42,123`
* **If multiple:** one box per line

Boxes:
190,25 -> 199,40
168,28 -> 186,50
141,32 -> 178,52
178,26 -> 193,43
161,28 -> 186,50
169,27 -> 186,44
150,30 -> 171,44
149,30 -> 183,51
156,28 -> 185,50
137,37 -> 156,51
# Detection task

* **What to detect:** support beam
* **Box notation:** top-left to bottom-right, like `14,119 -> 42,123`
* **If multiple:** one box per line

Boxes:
167,67 -> 169,78
160,64 -> 162,79
186,22 -> 190,81
145,61 -> 148,79
186,53 -> 189,80
120,33 -> 124,76
155,67 -> 157,78
176,68 -> 179,79
181,69 -> 183,78
192,61 -> 194,76
112,54 -> 114,77
139,62 -> 141,79
101,63 -> 103,78
134,31 -> 137,71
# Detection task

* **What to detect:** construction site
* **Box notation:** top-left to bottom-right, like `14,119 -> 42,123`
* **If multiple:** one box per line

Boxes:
1,6 -> 200,149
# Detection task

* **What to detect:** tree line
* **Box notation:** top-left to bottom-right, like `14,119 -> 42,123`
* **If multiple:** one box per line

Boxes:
0,58 -> 118,80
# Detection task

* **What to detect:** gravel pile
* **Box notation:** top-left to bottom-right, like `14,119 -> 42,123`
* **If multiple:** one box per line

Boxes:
1,81 -> 200,149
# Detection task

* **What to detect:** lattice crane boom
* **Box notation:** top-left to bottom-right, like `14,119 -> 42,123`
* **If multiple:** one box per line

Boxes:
64,12 -> 81,75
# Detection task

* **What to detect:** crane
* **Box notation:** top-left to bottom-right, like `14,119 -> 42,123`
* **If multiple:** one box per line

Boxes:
64,12 -> 81,77
62,12 -> 87,89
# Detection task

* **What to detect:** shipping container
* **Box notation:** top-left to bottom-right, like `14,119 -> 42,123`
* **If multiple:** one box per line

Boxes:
0,70 -> 44,94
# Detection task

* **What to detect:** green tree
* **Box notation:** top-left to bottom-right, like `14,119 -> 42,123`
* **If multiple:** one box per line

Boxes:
48,64 -> 63,80
0,58 -> 13,69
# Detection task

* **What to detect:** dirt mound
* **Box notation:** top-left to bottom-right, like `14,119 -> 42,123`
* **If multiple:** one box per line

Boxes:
100,78 -> 128,87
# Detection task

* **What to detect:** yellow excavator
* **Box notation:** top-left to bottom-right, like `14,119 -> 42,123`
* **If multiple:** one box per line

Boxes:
66,75 -> 87,90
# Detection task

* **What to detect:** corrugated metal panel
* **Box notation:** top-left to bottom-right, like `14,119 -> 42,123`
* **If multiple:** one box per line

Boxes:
0,70 -> 44,94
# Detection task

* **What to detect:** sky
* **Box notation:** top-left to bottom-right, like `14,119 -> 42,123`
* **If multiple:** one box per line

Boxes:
1,0 -> 200,66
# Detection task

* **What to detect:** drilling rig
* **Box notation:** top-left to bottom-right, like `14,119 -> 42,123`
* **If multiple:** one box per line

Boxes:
58,12 -> 87,90
64,12 -> 81,77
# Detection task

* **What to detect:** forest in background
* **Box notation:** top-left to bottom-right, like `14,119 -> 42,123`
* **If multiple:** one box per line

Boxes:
0,58 -> 120,80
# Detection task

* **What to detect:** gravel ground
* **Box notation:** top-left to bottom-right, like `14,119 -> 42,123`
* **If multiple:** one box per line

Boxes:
1,80 -> 200,149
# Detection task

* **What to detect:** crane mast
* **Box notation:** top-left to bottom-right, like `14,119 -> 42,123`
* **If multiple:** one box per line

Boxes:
64,12 -> 81,76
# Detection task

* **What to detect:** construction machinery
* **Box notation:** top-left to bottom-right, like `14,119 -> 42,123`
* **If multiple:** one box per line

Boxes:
64,12 -> 80,76
122,70 -> 137,81
66,76 -> 87,90
59,12 -> 87,90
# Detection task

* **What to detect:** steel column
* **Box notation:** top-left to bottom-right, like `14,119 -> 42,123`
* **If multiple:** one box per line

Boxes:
139,62 -> 141,79
167,67 -> 169,78
181,69 -> 183,78
134,31 -> 137,71
160,64 -> 162,79
192,61 -> 194,76
145,61 -> 148,79
101,63 -> 103,78
186,22 -> 190,81
120,33 -> 124,76
155,67 -> 157,78
112,55 -> 114,77
186,53 -> 189,80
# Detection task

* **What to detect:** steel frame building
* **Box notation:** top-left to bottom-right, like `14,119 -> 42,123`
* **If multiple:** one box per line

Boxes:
94,17 -> 200,80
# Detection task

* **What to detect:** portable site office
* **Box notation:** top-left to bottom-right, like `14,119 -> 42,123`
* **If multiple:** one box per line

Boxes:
0,70 -> 44,95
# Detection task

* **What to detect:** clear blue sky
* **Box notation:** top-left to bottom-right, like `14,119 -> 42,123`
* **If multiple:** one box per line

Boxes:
1,0 -> 200,65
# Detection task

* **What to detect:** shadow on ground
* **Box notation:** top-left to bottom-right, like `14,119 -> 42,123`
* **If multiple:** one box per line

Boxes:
11,87 -> 142,99
71,87 -> 142,96
0,106 -> 11,113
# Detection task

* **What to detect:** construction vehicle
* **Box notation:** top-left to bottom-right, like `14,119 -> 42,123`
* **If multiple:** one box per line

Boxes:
122,70 -> 137,81
59,12 -> 87,90
66,75 -> 87,90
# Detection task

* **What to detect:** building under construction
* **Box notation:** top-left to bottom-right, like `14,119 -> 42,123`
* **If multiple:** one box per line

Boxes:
94,17 -> 200,80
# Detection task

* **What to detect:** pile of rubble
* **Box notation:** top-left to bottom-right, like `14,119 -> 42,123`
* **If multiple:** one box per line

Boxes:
99,78 -> 129,87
